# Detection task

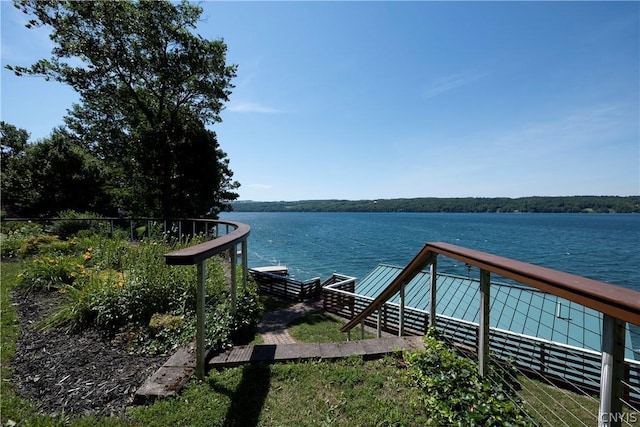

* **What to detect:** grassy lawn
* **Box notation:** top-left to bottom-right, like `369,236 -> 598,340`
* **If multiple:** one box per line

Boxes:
518,376 -> 599,427
127,356 -> 427,427
288,311 -> 376,343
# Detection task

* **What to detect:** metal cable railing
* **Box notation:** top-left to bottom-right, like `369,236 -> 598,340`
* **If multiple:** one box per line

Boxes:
335,242 -> 640,426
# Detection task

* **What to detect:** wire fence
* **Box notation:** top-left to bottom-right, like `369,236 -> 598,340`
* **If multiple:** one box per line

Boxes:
326,246 -> 640,426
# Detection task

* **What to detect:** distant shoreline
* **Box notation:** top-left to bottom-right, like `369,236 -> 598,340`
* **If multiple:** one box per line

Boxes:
231,196 -> 640,213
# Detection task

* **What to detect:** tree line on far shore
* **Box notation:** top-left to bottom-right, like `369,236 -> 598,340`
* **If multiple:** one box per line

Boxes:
231,196 -> 640,213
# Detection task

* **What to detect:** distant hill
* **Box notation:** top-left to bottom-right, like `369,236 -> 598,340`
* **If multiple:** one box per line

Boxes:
231,196 -> 640,213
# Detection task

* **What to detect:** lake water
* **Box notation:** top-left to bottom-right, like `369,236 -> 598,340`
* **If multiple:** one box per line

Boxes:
220,212 -> 639,292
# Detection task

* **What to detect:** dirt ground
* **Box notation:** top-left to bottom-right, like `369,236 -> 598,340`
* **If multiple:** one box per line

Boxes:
10,288 -> 166,417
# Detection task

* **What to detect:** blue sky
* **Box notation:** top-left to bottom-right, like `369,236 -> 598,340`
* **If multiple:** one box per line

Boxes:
2,1 -> 639,201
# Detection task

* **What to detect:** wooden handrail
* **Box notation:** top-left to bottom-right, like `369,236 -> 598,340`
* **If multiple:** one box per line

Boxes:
426,242 -> 640,325
162,219 -> 250,379
341,244 -> 436,333
164,220 -> 250,265
342,242 -> 640,333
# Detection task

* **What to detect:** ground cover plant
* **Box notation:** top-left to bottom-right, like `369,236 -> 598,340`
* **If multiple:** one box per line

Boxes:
405,329 -> 531,426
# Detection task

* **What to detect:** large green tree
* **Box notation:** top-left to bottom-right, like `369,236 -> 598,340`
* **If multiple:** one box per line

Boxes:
1,123 -> 109,216
8,0 -> 240,217
1,122 -> 35,216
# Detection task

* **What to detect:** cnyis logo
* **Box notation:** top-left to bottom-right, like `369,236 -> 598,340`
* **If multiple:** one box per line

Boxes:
600,412 -> 638,424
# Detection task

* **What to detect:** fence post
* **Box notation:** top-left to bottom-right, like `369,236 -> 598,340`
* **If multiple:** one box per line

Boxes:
230,246 -> 237,316
241,238 -> 248,288
479,269 -> 490,377
399,285 -> 405,336
598,314 -> 625,427
377,306 -> 382,338
429,257 -> 437,328
196,261 -> 206,380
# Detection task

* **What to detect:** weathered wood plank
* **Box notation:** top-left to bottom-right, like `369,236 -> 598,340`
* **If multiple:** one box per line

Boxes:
207,336 -> 425,370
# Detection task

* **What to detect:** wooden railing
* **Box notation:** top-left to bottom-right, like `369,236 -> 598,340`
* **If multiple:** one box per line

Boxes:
163,220 -> 251,379
249,269 -> 322,301
340,242 -> 640,427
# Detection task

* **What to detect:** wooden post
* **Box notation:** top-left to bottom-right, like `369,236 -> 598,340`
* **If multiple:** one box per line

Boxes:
383,304 -> 387,330
230,246 -> 237,316
360,320 -> 365,340
241,238 -> 248,288
377,306 -> 382,338
196,261 -> 206,379
479,269 -> 490,377
429,257 -> 437,328
598,315 -> 625,427
399,285 -> 405,336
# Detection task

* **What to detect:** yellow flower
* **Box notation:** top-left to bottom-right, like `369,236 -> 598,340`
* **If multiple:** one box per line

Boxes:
17,273 -> 24,279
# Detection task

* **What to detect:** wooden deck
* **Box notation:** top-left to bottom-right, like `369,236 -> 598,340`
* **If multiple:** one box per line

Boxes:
208,336 -> 425,369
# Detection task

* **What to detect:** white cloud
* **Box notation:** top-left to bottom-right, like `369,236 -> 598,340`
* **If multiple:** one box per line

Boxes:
227,101 -> 284,114
423,71 -> 487,99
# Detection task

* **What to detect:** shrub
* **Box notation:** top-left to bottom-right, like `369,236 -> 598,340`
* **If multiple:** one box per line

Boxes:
0,222 -> 46,258
18,254 -> 87,290
230,286 -> 263,344
405,329 -> 531,426
49,210 -> 111,239
17,234 -> 61,259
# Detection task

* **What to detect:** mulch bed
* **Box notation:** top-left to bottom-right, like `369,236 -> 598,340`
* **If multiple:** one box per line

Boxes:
10,287 -> 166,417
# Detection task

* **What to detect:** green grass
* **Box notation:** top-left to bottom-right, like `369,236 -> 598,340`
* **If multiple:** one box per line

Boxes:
288,311 -> 376,343
518,376 -> 599,426
130,356 -> 427,427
